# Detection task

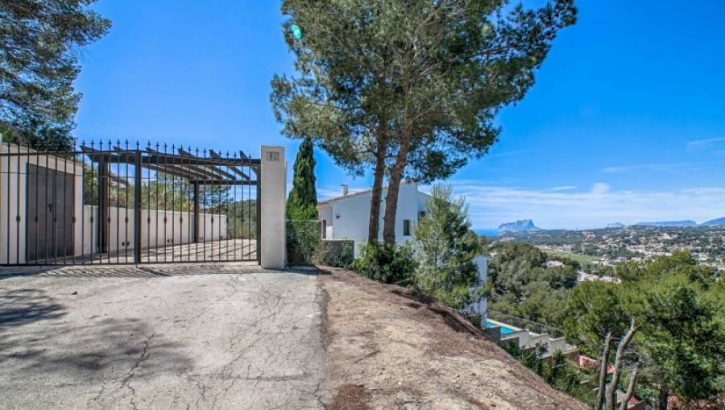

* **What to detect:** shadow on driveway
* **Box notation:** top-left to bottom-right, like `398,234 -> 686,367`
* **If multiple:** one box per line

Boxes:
0,288 -> 66,328
0,287 -> 192,384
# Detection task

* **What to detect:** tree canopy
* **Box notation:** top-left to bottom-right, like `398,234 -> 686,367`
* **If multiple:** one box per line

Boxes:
494,245 -> 724,408
0,0 -> 110,149
488,242 -> 578,327
563,281 -> 630,357
271,0 -> 576,245
563,252 -> 724,408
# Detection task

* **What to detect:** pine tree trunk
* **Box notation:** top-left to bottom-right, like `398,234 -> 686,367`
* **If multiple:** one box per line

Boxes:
382,126 -> 411,245
657,384 -> 669,410
595,332 -> 613,410
368,136 -> 387,244
619,361 -> 641,410
606,319 -> 638,410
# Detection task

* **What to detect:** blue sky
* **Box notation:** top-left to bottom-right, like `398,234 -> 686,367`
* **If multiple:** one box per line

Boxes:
75,1 -> 725,229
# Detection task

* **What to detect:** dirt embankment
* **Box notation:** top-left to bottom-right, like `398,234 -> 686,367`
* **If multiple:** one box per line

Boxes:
317,267 -> 587,410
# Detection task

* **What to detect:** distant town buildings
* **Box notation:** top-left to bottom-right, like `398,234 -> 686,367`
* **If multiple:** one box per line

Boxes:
521,227 -> 724,272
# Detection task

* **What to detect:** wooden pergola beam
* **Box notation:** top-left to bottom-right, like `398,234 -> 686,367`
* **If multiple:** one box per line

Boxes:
81,146 -> 260,188
210,150 -> 251,181
178,148 -> 238,180
146,147 -> 228,182
187,180 -> 258,186
81,146 -> 259,168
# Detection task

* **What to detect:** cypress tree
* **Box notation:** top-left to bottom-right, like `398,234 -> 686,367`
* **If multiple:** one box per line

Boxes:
286,137 -> 318,220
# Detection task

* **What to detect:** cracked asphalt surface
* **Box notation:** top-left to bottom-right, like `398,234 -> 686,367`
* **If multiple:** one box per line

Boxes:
0,272 -> 325,409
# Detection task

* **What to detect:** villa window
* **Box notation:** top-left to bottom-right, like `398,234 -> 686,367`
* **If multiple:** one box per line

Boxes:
322,219 -> 327,239
403,219 -> 411,236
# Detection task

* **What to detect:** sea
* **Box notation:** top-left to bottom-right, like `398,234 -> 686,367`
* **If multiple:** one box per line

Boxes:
475,229 -> 500,238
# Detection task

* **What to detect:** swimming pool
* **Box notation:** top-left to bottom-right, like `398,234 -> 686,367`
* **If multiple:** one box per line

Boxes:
484,320 -> 518,335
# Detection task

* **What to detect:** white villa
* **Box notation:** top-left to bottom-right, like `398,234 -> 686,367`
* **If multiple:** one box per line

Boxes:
317,182 -> 430,256
317,181 -> 489,321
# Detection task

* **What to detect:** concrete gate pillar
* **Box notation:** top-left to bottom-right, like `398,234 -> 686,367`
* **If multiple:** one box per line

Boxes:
260,146 -> 287,269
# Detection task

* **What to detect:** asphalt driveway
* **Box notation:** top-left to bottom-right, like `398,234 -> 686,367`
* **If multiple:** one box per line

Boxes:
0,269 -> 324,409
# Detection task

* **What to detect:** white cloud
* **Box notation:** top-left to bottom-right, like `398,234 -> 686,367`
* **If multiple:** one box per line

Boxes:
590,182 -> 611,195
601,163 -> 690,174
687,137 -> 725,150
316,180 -> 725,230
435,182 -> 725,229
549,185 -> 578,192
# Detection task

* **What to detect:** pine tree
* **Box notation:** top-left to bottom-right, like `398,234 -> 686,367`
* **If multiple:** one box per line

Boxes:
412,185 -> 482,309
272,0 -> 577,245
286,137 -> 318,220
1,1 -> 110,149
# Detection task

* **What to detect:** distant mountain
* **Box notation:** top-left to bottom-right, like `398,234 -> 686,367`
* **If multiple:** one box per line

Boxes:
702,217 -> 725,227
635,220 -> 698,228
606,223 -> 625,229
498,219 -> 539,232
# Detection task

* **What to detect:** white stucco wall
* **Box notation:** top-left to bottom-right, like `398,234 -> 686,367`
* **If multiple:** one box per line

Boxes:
319,183 -> 430,256
80,206 -> 226,256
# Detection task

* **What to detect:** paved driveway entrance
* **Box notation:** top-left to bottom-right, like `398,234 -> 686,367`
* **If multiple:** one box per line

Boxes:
0,267 -> 324,409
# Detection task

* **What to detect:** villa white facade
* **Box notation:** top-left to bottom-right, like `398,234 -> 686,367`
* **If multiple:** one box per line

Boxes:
318,181 -> 489,322
317,182 -> 430,256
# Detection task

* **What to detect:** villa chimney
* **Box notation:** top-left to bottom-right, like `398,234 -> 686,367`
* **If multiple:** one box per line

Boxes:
341,184 -> 349,196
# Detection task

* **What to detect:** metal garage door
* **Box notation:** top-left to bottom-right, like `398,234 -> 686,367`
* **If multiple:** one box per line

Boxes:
26,164 -> 75,262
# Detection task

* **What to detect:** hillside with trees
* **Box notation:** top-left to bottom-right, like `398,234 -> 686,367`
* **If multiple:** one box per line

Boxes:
501,226 -> 725,271
564,252 -> 723,409
488,242 -> 579,328
487,240 -> 724,409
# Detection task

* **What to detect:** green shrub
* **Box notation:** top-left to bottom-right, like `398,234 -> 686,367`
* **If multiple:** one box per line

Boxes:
412,185 -> 482,309
352,242 -> 417,285
313,240 -> 354,268
287,220 -> 320,266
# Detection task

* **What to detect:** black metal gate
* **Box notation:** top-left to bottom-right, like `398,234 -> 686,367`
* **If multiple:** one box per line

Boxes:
0,141 -> 260,266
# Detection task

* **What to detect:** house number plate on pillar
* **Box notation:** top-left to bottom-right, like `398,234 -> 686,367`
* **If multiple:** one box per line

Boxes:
266,151 -> 280,161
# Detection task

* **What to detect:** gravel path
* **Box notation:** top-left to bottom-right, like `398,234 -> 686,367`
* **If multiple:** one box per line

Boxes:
0,272 -> 324,410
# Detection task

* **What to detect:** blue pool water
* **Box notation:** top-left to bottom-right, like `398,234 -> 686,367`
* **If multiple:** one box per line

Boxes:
484,320 -> 517,335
